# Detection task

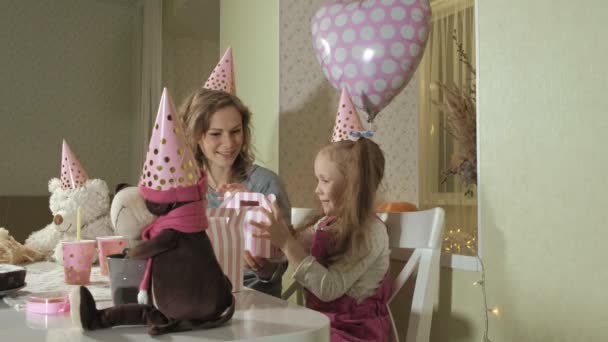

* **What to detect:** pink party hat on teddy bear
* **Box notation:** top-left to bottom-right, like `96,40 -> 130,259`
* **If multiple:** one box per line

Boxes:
203,47 -> 236,95
139,88 -> 206,204
331,89 -> 365,142
61,139 -> 89,190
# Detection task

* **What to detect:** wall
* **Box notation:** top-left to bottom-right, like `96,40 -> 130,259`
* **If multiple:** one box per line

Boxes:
279,0 -> 419,208
162,0 -> 219,107
433,1 -> 608,341
0,0 -> 138,196
220,0 -> 280,172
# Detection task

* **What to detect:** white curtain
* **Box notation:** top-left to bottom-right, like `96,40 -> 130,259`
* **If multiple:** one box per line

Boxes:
418,0 -> 477,256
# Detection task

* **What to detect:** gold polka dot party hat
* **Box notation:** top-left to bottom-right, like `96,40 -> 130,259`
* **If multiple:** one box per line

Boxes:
203,47 -> 236,95
61,139 -> 89,190
332,88 -> 365,142
138,87 -> 206,204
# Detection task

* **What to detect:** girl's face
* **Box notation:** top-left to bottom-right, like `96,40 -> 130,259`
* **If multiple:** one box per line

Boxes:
198,106 -> 244,170
314,152 -> 344,216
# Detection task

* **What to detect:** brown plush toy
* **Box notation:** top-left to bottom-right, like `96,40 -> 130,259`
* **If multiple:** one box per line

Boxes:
69,88 -> 234,335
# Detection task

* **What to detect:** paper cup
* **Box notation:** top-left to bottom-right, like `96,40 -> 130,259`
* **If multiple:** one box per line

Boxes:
106,254 -> 146,305
62,240 -> 96,285
96,236 -> 128,276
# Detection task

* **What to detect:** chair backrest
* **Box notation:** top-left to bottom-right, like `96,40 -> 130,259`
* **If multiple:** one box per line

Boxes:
291,207 -> 317,228
380,207 -> 445,342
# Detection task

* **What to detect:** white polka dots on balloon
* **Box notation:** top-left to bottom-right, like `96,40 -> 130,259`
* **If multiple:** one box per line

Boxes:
391,7 -> 406,21
401,0 -> 415,5
371,8 -> 385,22
312,22 -> 318,35
382,60 -> 397,74
360,26 -> 375,41
400,25 -> 414,39
409,43 -> 420,56
345,2 -> 358,11
327,32 -> 338,46
344,64 -> 358,78
374,79 -> 387,92
352,10 -> 366,24
320,17 -> 331,31
362,0 -> 376,8
391,75 -> 405,89
380,24 -> 395,39
411,8 -> 423,22
355,80 -> 369,93
342,29 -> 356,43
329,3 -> 344,14
418,27 -> 428,41
335,48 -> 347,63
335,14 -> 348,27
351,45 -> 365,60
363,62 -> 377,77
369,94 -> 381,105
332,66 -> 343,80
381,0 -> 396,5
390,42 -> 405,57
401,59 -> 412,71
316,6 -> 327,18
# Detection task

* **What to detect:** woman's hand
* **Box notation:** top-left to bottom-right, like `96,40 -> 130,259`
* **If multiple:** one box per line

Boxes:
243,251 -> 277,280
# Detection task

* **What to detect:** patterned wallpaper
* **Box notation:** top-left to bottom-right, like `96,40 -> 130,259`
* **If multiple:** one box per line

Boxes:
279,0 -> 419,208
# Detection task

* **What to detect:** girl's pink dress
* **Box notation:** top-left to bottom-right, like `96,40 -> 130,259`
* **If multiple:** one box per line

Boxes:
304,218 -> 392,342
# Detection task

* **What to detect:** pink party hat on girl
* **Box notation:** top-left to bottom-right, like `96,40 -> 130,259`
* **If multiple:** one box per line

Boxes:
331,89 -> 365,142
203,47 -> 236,95
61,139 -> 89,189
139,88 -> 206,204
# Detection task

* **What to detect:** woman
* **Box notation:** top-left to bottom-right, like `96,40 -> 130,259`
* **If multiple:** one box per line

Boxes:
180,87 -> 291,297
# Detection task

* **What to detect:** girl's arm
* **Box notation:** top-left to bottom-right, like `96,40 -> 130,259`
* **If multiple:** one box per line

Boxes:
292,221 -> 388,302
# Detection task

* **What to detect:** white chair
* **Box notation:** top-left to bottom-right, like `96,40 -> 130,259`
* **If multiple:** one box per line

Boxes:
379,207 -> 445,342
281,207 -> 316,304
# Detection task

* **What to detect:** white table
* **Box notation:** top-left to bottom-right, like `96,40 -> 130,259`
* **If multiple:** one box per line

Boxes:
0,263 -> 329,341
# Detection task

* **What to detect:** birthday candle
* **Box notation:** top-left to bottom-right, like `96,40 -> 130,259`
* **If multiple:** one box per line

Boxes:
76,207 -> 81,242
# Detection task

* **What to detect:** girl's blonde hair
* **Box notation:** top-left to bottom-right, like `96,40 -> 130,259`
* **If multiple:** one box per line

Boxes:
320,138 -> 385,264
179,88 -> 255,181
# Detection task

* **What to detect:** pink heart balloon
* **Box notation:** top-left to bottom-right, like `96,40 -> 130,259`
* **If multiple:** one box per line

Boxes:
311,0 -> 431,121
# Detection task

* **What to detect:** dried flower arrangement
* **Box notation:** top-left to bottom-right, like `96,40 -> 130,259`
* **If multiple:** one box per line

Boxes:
435,30 -> 477,196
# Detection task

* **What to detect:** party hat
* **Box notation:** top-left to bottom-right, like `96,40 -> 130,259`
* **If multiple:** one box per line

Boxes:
203,47 -> 236,95
331,89 -> 365,142
60,140 -> 89,190
139,88 -> 206,203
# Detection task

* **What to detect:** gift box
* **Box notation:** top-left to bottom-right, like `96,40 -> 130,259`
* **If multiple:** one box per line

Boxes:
206,208 -> 244,292
220,192 -> 284,261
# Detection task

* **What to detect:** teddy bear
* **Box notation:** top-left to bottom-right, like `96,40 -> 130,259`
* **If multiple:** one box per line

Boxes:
24,178 -> 115,264
109,184 -> 156,249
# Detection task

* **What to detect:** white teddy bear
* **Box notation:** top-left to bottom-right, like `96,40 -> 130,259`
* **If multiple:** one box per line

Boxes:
25,178 -> 115,264
110,184 -> 156,249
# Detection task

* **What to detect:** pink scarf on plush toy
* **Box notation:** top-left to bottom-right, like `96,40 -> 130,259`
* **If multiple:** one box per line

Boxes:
138,200 -> 208,294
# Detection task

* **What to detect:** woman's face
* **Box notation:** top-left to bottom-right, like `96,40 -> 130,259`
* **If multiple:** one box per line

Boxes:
198,106 -> 244,170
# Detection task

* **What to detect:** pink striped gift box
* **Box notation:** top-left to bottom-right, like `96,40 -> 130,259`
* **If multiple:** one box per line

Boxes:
206,208 -> 244,292
220,192 -> 284,260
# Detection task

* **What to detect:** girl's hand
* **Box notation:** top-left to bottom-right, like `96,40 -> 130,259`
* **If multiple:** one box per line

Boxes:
250,200 -> 293,251
217,183 -> 249,194
243,250 -> 277,280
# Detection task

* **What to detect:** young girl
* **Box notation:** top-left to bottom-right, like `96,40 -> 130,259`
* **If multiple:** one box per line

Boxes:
252,138 -> 391,342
